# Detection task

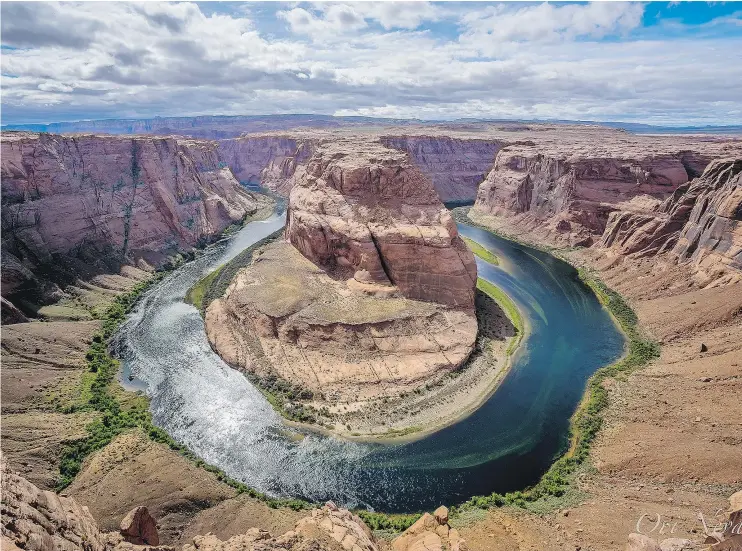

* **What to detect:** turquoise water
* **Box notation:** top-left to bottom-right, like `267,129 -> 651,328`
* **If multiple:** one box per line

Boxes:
117,216 -> 625,512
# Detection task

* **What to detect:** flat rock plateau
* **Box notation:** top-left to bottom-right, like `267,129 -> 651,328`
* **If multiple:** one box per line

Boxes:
1,118 -> 741,551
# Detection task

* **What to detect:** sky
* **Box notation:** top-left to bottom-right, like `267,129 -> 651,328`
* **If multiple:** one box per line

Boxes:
1,1 -> 741,126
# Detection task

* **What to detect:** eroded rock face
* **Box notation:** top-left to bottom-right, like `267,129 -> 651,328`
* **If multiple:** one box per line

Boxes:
216,136 -> 315,194
474,145 -> 691,246
1,455 -> 111,551
381,136 -> 502,202
601,159 -> 742,286
1,132 -> 269,307
285,140 -> 477,309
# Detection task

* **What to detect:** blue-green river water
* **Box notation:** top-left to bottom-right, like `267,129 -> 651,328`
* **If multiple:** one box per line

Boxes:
117,213 -> 625,512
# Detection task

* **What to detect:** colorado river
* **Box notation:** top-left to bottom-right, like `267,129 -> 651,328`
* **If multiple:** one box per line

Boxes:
115,210 -> 625,512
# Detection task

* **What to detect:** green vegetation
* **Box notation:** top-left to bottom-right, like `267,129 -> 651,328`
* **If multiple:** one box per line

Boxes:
54,268 -> 313,512
462,236 -> 499,265
184,266 -> 222,312
186,228 -> 284,311
476,277 -> 523,356
357,510 -> 419,532
455,267 -> 659,515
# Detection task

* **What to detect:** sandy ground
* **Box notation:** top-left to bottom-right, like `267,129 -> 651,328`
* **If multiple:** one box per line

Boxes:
65,430 -> 306,546
454,214 -> 742,551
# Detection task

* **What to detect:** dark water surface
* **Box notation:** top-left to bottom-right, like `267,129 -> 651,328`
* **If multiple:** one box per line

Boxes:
115,214 -> 625,512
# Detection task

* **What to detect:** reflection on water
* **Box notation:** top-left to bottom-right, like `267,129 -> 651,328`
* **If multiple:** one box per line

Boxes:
115,213 -> 624,512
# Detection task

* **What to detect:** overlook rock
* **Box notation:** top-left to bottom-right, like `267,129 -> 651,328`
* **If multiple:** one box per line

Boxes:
205,140 -> 478,429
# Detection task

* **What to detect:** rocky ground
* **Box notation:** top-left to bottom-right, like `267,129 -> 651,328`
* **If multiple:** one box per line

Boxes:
2,453 -> 471,551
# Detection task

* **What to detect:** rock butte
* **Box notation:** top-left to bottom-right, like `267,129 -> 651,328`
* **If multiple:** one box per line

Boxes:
205,140 -> 479,410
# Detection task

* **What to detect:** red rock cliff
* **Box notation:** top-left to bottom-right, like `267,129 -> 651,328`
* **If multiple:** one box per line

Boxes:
1,132 -> 269,306
285,140 -> 478,309
601,158 -> 742,286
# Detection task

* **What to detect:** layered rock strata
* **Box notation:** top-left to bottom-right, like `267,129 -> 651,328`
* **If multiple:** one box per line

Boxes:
601,159 -> 742,286
285,140 -> 478,309
205,140 -> 477,411
1,132 -> 269,311
381,135 -> 502,202
474,144 -> 692,246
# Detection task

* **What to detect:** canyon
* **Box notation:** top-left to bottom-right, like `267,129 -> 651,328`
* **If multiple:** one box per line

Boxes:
1,132 -> 271,319
1,119 -> 741,551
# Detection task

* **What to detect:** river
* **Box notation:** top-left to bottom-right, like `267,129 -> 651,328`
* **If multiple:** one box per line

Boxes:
114,210 -> 625,513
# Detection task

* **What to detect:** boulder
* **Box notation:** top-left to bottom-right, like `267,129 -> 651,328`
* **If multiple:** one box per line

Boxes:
119,506 -> 160,546
392,507 -> 467,551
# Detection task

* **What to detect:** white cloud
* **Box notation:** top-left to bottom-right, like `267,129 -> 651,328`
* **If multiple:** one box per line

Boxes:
1,1 -> 741,125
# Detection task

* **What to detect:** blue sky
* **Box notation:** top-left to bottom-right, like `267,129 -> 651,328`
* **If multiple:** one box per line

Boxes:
1,2 -> 741,125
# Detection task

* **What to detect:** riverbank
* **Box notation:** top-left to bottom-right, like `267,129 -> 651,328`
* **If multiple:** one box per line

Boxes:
449,207 -> 741,551
189,231 -> 524,442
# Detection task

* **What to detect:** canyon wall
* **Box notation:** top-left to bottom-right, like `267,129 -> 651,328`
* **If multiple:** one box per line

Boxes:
602,158 -> 742,286
381,135 -> 502,202
1,132 -> 269,310
216,136 -> 314,194
473,144 -> 693,246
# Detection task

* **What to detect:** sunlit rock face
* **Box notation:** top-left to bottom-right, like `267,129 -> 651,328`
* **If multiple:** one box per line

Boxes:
1,132 -> 269,305
474,144 -> 692,247
601,158 -> 742,286
286,139 -> 478,309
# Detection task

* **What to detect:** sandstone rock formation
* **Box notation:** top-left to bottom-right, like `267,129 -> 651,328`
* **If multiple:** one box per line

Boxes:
1,132 -> 270,312
474,144 -> 691,246
205,140 -> 478,420
285,140 -> 477,309
392,506 -> 467,551
601,159 -> 741,286
1,455 -> 112,551
120,507 -> 160,546
380,136 -> 502,202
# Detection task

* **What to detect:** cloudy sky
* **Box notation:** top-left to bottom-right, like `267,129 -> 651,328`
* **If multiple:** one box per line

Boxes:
1,1 -> 741,125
